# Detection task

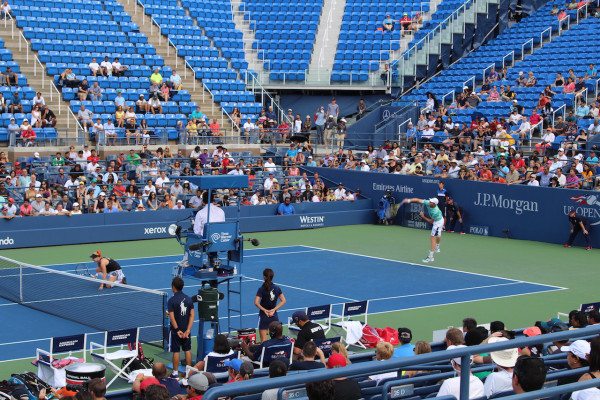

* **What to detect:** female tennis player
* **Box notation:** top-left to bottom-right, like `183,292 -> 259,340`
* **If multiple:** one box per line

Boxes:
401,197 -> 445,263
254,268 -> 286,342
90,250 -> 126,289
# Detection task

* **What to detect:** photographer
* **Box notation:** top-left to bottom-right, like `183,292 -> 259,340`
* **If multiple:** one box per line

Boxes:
192,334 -> 235,372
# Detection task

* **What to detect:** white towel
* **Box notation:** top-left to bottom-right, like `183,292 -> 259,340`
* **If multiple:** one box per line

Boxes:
340,321 -> 364,345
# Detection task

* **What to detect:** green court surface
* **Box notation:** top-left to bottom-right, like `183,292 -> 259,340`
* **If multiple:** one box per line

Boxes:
0,224 -> 597,386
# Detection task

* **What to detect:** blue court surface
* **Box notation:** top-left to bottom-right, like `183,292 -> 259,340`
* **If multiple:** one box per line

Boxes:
0,245 -> 564,361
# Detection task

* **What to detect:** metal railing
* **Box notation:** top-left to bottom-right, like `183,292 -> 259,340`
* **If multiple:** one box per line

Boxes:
245,72 -> 290,124
203,325 -> 600,400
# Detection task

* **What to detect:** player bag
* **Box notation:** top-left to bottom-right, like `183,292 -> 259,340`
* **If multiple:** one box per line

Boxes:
9,373 -> 52,400
121,342 -> 154,374
359,324 -> 383,348
376,327 -> 400,346
0,380 -> 29,400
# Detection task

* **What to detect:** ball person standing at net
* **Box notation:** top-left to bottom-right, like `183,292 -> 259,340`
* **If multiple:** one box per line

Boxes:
401,197 -> 445,263
168,276 -> 194,376
255,268 -> 286,342
90,250 -> 126,289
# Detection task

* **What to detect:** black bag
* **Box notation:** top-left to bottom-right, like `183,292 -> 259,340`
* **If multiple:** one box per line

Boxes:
121,342 -> 154,374
9,373 -> 52,400
0,380 -> 28,400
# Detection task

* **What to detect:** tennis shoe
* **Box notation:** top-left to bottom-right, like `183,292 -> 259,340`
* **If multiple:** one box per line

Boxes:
435,248 -> 441,253
422,257 -> 434,263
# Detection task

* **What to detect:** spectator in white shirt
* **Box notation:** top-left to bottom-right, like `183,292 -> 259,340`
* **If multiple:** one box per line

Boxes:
250,190 -> 260,205
264,157 -> 276,172
155,171 -> 170,192
263,173 -> 275,192
88,58 -> 100,76
484,337 -> 518,398
100,56 -> 113,76
103,119 -> 117,146
228,165 -> 243,175
517,117 -> 531,139
86,160 -> 101,173
436,345 -> 484,399
172,199 -> 185,210
334,183 -> 346,200
359,160 -> 370,171
82,145 -> 92,159
112,57 -> 127,77
143,179 -> 157,197
33,92 -> 45,107
508,110 -> 522,125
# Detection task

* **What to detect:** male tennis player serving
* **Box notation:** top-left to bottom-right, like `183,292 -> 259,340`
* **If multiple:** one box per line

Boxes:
401,197 -> 444,263
90,250 -> 126,289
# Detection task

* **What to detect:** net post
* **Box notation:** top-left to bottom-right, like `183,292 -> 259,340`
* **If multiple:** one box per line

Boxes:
19,263 -> 23,303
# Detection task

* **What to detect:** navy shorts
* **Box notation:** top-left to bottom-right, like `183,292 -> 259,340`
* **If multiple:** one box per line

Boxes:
258,313 -> 279,330
169,330 -> 191,352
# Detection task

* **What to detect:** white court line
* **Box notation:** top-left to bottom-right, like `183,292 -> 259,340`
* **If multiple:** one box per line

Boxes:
243,276 -> 357,302
36,245 -> 310,268
1,249 -> 326,279
304,245 -> 567,291
0,286 -> 567,362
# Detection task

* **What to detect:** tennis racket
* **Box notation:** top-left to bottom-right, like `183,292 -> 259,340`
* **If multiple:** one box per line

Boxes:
74,263 -> 97,278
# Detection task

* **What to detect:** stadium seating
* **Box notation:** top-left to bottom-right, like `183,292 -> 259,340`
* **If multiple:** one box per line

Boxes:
241,0 -> 323,81
139,0 -> 261,121
8,0 -> 195,141
331,0 -> 431,82
395,0 -> 592,138
0,38 -> 58,143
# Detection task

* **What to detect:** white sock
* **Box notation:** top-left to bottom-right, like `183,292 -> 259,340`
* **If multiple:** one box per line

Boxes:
428,251 -> 434,258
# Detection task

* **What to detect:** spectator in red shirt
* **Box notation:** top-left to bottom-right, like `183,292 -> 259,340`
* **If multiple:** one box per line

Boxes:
87,149 -> 100,164
113,179 -> 126,197
19,199 -> 33,216
400,13 -> 412,32
511,153 -> 526,169
530,110 -> 542,126
20,121 -> 36,145
480,166 -> 493,181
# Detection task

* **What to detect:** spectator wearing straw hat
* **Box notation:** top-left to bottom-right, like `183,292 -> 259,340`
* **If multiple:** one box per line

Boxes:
484,337 -> 519,398
436,345 -> 484,399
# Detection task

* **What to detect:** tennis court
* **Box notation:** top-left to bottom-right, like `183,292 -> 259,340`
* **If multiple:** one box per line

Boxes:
0,242 -> 564,362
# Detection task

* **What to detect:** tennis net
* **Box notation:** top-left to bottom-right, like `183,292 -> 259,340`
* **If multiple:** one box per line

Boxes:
0,256 -> 168,347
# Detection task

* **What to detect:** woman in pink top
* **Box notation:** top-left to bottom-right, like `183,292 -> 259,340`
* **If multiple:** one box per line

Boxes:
563,77 -> 576,93
565,168 -> 580,188
488,86 -> 500,101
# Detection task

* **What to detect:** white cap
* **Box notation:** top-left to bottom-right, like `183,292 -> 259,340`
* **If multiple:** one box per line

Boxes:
35,194 -> 42,198
329,115 -> 334,118
561,340 -> 591,360
177,199 -> 183,203
429,198 -> 439,205
447,345 -> 472,365
575,154 -> 584,160
558,147 -> 565,152
488,337 -> 519,368
99,191 -> 106,196
34,152 -> 40,157
73,202 -> 80,207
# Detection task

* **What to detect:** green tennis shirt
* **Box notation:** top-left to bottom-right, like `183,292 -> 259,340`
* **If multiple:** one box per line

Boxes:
426,203 -> 444,222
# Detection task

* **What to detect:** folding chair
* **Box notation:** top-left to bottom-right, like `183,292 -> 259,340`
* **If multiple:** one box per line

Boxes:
288,304 -> 332,335
35,334 -> 86,387
333,300 -> 370,349
253,342 -> 293,369
313,337 -> 341,359
89,328 -> 139,387
204,351 -> 239,373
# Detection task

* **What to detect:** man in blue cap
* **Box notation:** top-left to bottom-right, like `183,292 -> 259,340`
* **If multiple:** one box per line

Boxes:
291,311 -> 326,358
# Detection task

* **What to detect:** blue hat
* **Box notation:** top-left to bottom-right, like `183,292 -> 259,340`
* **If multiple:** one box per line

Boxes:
224,358 -> 243,371
291,311 -> 308,324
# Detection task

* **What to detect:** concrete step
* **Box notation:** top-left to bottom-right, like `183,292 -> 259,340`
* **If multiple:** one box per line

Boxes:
116,0 -> 235,132
0,22 -> 79,137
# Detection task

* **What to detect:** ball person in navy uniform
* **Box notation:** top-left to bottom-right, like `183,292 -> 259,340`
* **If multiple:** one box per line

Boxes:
255,268 -> 286,342
564,209 -> 592,250
168,276 -> 195,376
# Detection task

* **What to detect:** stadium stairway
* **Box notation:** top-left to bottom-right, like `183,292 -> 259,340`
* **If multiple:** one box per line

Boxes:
115,0 -> 234,132
306,0 -> 346,80
0,18 -> 77,135
231,2 -> 264,75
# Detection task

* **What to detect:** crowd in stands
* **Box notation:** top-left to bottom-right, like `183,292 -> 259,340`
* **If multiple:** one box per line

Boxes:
0,143 -> 360,218
28,312 -> 599,400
